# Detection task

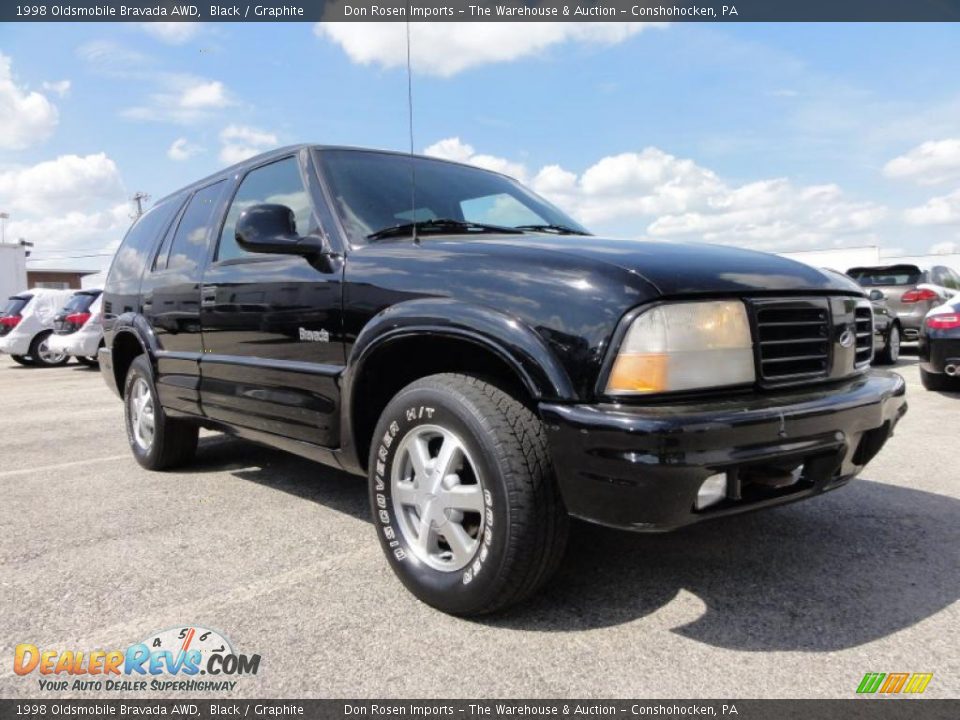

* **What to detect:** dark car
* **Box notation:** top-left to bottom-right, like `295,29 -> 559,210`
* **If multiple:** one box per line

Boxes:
97,145 -> 907,615
847,264 -> 960,341
865,288 -> 902,364
823,270 -> 901,365
918,294 -> 960,391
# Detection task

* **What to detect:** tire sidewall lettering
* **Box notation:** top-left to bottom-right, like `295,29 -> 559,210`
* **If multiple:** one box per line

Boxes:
371,399 -> 502,593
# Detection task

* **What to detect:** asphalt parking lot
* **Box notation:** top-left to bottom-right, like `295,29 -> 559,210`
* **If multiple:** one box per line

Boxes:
1,350 -> 957,699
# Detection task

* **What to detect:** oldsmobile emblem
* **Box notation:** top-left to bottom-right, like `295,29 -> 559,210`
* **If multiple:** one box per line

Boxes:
839,327 -> 855,348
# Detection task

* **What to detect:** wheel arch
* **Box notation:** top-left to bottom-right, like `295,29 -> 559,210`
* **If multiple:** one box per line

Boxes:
109,314 -> 159,397
340,299 -> 575,473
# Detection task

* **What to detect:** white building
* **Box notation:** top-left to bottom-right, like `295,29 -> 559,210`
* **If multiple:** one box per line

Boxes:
779,245 -> 960,274
0,244 -> 28,301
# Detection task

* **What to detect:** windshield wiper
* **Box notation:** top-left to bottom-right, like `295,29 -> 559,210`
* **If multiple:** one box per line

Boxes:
366,218 -> 523,241
514,224 -> 589,236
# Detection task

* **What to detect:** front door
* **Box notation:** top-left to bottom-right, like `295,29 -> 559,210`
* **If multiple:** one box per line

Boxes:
199,154 -> 344,446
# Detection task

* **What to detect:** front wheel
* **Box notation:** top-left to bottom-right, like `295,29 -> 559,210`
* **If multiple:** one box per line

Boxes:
876,323 -> 900,365
124,355 -> 198,470
369,373 -> 568,616
29,331 -> 69,367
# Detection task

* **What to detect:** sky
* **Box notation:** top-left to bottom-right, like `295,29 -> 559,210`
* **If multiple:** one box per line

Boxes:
1,21 -> 959,275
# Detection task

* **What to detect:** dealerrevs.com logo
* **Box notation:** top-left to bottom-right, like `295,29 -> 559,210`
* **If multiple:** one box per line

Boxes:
14,625 -> 261,692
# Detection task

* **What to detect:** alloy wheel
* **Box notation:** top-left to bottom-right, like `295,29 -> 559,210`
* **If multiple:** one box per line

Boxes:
37,337 -> 67,365
391,424 -> 486,572
129,377 -> 156,452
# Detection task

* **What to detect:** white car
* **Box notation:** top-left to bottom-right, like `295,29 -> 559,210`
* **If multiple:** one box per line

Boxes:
46,291 -> 104,366
0,288 -> 77,367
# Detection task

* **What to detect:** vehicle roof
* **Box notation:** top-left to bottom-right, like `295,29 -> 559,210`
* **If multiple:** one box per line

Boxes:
149,144 -> 513,209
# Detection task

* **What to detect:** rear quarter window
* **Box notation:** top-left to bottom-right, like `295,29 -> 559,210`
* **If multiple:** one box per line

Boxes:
105,196 -> 185,296
2,296 -> 31,316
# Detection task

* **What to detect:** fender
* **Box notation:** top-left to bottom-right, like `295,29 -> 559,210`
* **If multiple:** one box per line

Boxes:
336,298 -> 577,474
111,312 -> 161,362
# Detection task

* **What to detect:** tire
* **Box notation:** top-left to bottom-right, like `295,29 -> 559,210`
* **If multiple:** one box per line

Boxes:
123,355 -> 198,470
920,367 -> 959,391
876,323 -> 901,365
29,331 -> 70,367
76,356 -> 99,367
369,373 -> 568,616
10,354 -> 34,366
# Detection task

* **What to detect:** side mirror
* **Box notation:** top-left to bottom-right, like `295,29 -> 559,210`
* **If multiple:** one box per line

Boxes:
235,204 -> 325,256
868,289 -> 885,302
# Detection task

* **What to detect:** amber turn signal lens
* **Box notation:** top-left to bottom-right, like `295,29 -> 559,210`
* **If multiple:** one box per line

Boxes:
607,353 -> 669,393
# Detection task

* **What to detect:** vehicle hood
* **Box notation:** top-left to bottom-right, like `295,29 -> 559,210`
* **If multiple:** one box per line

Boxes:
478,235 -> 863,296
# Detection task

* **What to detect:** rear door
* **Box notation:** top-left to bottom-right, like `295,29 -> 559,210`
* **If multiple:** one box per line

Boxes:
141,181 -> 227,416
199,153 -> 344,446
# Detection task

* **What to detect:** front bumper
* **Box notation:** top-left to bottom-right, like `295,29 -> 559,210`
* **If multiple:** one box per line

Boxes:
540,371 -> 907,532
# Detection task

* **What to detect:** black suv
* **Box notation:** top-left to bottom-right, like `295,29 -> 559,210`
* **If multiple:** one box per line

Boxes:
99,145 -> 907,615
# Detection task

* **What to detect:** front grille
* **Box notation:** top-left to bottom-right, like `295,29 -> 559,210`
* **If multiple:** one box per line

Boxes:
754,301 -> 830,382
854,304 -> 873,366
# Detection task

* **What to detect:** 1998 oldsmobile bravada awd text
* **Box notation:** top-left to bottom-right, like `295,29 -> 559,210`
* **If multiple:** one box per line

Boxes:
98,146 -> 907,615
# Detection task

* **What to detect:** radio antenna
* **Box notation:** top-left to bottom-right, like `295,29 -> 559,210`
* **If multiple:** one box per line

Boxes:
406,18 -> 419,244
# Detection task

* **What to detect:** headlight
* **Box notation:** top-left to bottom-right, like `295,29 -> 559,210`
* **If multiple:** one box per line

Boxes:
606,300 -> 755,394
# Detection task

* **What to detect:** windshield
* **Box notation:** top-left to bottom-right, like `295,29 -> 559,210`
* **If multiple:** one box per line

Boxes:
317,149 -> 588,245
848,266 -> 926,286
2,295 -> 31,316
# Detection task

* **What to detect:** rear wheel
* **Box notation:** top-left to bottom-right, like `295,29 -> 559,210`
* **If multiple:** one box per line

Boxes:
29,331 -> 69,367
876,323 -> 900,365
10,354 -> 34,366
369,373 -> 568,616
124,355 -> 198,470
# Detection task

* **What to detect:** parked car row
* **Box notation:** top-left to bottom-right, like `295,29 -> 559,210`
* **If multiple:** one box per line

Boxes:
0,288 -> 103,367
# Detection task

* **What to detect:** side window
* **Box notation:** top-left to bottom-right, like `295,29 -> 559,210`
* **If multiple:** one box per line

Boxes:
165,181 -> 225,274
460,193 -> 545,227
217,157 -> 314,262
105,196 -> 182,294
151,194 -> 187,271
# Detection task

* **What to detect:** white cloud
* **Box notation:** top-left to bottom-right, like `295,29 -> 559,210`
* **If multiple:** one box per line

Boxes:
167,137 -> 203,161
424,137 -> 887,252
424,138 -> 527,181
123,76 -> 234,124
904,188 -> 960,226
315,22 -> 659,77
0,154 -> 129,272
0,154 -> 124,216
884,139 -> 960,185
76,40 -> 148,74
14,204 -> 131,265
139,22 -> 201,44
0,52 -> 59,150
41,80 -> 71,97
219,125 -> 278,164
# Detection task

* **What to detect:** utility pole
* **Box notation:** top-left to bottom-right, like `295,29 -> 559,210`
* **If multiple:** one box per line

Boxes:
130,192 -> 150,220
0,212 -> 8,245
